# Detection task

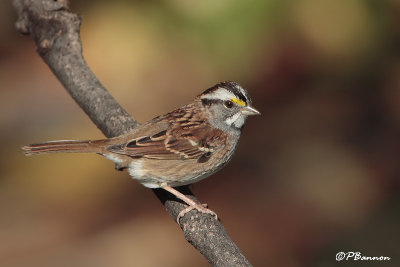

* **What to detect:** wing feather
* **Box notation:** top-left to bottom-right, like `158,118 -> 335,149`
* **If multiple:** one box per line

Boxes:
106,107 -> 225,160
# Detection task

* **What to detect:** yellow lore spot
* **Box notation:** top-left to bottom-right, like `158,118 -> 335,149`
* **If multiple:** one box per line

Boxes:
231,97 -> 246,107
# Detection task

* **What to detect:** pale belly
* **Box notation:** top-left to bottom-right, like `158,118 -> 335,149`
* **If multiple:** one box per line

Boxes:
127,145 -> 237,188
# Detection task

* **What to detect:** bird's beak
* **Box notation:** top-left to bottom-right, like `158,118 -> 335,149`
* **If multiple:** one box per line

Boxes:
241,105 -> 260,116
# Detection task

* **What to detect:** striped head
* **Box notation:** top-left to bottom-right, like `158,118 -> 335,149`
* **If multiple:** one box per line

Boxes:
199,81 -> 260,131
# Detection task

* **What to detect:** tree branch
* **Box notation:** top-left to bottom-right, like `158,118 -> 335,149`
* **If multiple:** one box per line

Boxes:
13,0 -> 251,266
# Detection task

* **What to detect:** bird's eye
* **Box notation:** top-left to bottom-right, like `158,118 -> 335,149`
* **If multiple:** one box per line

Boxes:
224,100 -> 234,109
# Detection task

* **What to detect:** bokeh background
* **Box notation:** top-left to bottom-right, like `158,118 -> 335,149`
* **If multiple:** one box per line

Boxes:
1,0 -> 400,266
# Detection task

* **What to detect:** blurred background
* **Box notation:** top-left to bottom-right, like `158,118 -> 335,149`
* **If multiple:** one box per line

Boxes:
1,0 -> 400,266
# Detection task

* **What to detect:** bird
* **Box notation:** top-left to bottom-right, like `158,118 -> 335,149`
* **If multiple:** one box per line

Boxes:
22,81 -> 260,222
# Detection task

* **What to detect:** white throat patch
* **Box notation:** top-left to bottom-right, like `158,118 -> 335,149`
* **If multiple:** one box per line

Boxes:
225,112 -> 245,128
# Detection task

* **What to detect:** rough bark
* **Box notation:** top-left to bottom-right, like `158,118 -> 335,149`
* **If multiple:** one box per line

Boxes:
13,0 -> 251,266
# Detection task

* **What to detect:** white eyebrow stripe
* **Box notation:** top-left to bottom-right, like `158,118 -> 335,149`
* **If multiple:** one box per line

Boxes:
201,88 -> 237,101
237,86 -> 248,100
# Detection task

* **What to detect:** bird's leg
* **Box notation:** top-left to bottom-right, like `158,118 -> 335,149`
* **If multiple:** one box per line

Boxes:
160,184 -> 218,223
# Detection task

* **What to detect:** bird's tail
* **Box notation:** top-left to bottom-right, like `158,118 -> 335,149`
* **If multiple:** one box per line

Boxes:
22,139 -> 108,156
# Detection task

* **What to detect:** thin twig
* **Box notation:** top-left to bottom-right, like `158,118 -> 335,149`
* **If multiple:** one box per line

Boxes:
13,0 -> 251,266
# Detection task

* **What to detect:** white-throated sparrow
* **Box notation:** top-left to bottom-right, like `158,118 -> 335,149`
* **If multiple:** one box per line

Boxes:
22,81 -> 260,221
